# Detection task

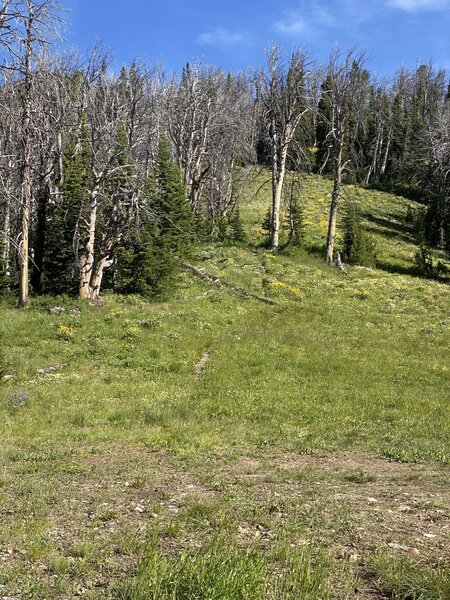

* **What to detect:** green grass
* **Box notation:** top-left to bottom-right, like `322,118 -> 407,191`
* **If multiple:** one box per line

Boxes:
116,541 -> 332,600
0,173 -> 449,597
370,554 -> 450,600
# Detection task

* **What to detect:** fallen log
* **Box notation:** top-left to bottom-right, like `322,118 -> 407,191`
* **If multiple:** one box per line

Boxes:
181,262 -> 280,306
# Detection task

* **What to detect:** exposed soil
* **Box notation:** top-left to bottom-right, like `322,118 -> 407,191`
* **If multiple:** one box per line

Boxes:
1,447 -> 448,598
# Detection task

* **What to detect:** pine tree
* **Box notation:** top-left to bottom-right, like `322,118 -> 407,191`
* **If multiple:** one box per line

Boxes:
414,244 -> 435,277
261,207 -> 272,239
114,135 -> 193,298
152,134 -> 194,254
342,203 -> 377,266
43,116 -> 92,295
229,205 -> 247,243
286,195 -> 305,248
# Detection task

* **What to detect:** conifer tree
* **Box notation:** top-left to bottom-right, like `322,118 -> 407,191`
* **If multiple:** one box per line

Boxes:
342,203 -> 377,266
286,196 -> 305,248
152,134 -> 194,254
43,116 -> 92,295
115,134 -> 193,298
229,205 -> 247,243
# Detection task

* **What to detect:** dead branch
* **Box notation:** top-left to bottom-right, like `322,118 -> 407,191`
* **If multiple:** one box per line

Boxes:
182,262 -> 280,306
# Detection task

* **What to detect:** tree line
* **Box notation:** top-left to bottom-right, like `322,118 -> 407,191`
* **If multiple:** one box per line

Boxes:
1,1 -> 449,306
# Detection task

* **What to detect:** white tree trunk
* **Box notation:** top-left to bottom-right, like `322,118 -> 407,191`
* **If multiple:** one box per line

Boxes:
78,191 -> 98,300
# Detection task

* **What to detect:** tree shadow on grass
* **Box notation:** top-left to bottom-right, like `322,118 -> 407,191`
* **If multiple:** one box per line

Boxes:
363,213 -> 416,244
374,259 -> 419,278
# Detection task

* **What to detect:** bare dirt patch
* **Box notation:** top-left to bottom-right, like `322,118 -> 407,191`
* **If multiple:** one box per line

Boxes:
0,447 -> 448,598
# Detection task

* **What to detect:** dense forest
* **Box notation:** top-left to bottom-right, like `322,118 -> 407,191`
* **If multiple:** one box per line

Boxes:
0,0 -> 449,307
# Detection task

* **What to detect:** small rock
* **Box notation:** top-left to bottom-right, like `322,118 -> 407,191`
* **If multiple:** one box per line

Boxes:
37,364 -> 66,375
388,542 -> 410,551
423,533 -> 437,539
407,547 -> 420,557
367,497 -> 378,503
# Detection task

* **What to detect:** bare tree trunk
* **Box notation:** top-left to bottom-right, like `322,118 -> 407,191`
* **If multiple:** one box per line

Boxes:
18,8 -> 34,307
89,256 -> 111,302
270,156 -> 287,249
78,191 -> 98,300
380,128 -> 392,176
325,140 -> 342,265
2,157 -> 12,279
364,133 -> 380,184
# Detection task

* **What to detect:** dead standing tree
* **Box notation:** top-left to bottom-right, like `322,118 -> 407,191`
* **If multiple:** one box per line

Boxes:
323,50 -> 366,266
257,45 -> 311,250
166,65 -> 255,233
0,0 -> 63,306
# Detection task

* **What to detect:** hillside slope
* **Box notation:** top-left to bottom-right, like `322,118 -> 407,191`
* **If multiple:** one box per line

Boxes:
0,177 -> 448,598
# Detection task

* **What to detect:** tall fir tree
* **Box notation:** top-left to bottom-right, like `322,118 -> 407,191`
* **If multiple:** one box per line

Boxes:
114,134 -> 193,298
342,203 -> 377,266
43,116 -> 92,295
152,134 -> 194,253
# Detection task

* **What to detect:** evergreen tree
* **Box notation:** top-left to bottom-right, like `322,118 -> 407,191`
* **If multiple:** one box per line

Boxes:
342,203 -> 377,266
152,134 -> 194,254
114,219 -> 170,298
286,195 -> 305,248
43,116 -> 92,295
261,206 -> 272,244
114,135 -> 193,298
414,244 -> 435,277
229,205 -> 247,243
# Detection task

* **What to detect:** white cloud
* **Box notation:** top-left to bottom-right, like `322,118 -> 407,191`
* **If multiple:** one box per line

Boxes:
388,0 -> 450,10
273,12 -> 310,36
196,28 -> 250,49
273,3 -> 339,38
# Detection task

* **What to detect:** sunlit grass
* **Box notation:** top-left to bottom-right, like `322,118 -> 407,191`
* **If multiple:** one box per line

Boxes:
0,173 -> 449,598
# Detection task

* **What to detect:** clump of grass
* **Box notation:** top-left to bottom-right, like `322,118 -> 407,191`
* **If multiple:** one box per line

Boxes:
370,554 -> 450,600
116,540 -> 330,599
343,470 -> 377,484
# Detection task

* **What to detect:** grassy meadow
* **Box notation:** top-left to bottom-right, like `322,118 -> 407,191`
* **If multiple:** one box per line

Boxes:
0,174 -> 449,598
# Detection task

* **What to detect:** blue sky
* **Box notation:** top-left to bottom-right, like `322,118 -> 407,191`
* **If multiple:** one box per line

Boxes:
65,0 -> 450,75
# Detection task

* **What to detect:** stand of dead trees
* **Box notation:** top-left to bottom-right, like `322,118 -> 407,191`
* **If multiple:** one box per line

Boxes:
0,3 -> 449,305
